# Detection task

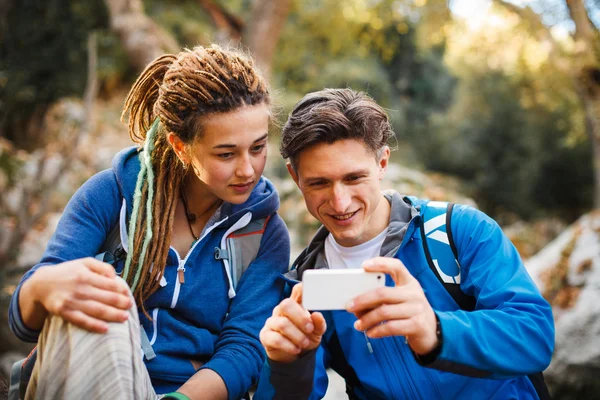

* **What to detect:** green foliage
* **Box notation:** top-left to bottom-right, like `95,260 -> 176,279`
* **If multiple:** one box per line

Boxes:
0,0 -> 109,149
416,69 -> 593,221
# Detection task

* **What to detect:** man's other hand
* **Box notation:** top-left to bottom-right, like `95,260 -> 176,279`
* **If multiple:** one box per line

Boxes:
260,283 -> 327,363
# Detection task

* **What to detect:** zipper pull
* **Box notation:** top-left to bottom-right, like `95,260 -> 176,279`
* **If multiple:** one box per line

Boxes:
363,330 -> 373,354
177,264 -> 186,284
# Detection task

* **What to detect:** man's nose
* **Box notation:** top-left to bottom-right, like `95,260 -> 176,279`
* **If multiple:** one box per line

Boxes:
329,183 -> 351,213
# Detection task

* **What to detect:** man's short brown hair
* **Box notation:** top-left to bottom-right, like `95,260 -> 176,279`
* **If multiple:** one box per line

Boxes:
280,88 -> 395,169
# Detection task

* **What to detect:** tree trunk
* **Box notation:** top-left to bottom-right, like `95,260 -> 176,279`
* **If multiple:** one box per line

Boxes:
495,0 -> 600,209
577,72 -> 600,209
103,0 -> 179,71
566,0 -> 600,209
243,0 -> 292,79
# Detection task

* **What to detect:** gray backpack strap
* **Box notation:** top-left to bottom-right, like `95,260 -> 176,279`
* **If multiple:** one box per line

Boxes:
8,358 -> 21,400
140,326 -> 156,360
95,199 -> 127,265
214,217 -> 269,290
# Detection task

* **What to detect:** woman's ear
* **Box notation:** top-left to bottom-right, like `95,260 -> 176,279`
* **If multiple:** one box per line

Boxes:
167,132 -> 188,164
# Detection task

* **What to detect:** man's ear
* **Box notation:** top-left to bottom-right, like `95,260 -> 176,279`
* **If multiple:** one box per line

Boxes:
167,132 -> 187,164
286,162 -> 300,187
378,146 -> 390,180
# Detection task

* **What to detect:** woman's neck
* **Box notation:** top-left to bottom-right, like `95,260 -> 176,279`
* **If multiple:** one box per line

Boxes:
182,173 -> 222,217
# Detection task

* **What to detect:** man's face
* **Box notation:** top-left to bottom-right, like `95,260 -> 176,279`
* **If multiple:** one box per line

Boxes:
288,139 -> 391,247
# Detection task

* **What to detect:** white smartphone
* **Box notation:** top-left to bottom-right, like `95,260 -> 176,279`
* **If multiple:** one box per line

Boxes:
302,269 -> 386,310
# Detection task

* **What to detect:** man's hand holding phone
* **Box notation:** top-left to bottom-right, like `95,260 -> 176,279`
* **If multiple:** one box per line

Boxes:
348,257 -> 439,356
260,284 -> 327,363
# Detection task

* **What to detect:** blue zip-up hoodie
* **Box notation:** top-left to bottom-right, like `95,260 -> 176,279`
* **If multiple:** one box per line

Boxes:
255,192 -> 554,400
9,147 -> 291,399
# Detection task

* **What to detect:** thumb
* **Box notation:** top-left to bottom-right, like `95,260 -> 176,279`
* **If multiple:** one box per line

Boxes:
362,256 -> 414,286
310,312 -> 327,337
290,283 -> 303,305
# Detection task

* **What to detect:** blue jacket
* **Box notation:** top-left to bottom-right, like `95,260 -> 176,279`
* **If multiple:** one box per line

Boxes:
9,147 -> 290,399
255,192 -> 554,400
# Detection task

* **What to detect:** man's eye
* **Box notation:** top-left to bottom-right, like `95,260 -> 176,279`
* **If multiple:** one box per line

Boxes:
251,144 -> 266,153
309,181 -> 327,187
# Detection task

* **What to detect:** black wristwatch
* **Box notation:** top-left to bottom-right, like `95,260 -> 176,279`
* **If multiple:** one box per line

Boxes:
413,313 -> 443,365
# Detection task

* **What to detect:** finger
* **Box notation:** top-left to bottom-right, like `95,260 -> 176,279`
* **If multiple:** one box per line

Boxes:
86,273 -> 132,298
74,299 -> 130,324
260,329 -> 302,355
267,316 -> 311,349
62,309 -> 110,334
354,303 -> 421,331
82,257 -> 118,278
364,319 -> 416,339
310,312 -> 327,337
76,286 -> 133,311
348,286 -> 409,313
290,283 -> 303,304
363,257 -> 414,286
276,298 -> 314,334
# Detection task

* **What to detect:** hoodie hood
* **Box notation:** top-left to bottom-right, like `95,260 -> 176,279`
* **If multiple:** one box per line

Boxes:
286,191 -> 417,282
111,146 -> 280,228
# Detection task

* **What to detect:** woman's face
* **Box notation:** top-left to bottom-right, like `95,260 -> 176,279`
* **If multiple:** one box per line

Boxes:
184,103 -> 270,204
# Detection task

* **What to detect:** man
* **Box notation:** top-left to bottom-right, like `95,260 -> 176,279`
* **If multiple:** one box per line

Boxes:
254,88 -> 554,399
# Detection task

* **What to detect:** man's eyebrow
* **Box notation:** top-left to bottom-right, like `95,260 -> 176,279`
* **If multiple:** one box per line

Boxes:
303,169 -> 370,184
343,169 -> 370,178
213,133 -> 268,149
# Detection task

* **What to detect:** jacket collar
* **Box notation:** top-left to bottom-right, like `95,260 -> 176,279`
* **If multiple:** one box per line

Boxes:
286,191 -> 419,282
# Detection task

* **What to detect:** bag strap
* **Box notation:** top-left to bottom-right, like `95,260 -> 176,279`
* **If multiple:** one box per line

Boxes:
420,201 -> 551,400
420,201 -> 475,311
214,216 -> 270,290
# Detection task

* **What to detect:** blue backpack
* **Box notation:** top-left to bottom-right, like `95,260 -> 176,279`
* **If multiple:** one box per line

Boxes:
327,201 -> 551,400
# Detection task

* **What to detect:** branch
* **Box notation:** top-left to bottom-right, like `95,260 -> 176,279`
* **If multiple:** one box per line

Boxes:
104,0 -> 179,71
492,0 -> 558,49
197,0 -> 244,42
243,0 -> 292,79
566,0 -> 599,65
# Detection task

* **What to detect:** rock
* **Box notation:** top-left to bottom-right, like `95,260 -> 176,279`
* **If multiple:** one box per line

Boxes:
526,211 -> 600,398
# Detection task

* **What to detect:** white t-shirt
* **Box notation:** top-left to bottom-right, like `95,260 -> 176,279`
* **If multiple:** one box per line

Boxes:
324,228 -> 388,270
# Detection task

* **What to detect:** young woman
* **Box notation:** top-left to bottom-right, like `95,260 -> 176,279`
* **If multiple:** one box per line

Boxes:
8,45 -> 290,400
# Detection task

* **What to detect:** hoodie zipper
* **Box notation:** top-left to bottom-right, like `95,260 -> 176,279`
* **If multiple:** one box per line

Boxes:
370,338 -> 405,399
169,216 -> 229,309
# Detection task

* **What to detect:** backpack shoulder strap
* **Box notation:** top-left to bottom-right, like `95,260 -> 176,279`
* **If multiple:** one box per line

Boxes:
95,199 -> 127,265
215,216 -> 270,290
421,202 -> 551,399
420,201 -> 476,311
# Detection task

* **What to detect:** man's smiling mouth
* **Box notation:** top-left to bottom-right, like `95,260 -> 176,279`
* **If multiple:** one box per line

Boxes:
330,211 -> 358,221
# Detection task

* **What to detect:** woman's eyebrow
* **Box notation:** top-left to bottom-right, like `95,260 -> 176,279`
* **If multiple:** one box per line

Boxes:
213,133 -> 268,149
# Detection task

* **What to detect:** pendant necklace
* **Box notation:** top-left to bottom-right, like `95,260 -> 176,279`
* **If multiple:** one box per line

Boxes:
180,187 -> 222,244
179,188 -> 221,285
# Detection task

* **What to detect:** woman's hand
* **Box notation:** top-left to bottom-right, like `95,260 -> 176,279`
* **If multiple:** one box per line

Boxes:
20,257 -> 133,333
260,284 -> 327,363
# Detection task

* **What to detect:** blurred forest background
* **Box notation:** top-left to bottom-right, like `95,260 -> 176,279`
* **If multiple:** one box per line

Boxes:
1,0 -> 600,398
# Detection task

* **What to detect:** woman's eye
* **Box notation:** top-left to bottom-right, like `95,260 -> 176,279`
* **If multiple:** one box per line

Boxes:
217,153 -> 234,159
